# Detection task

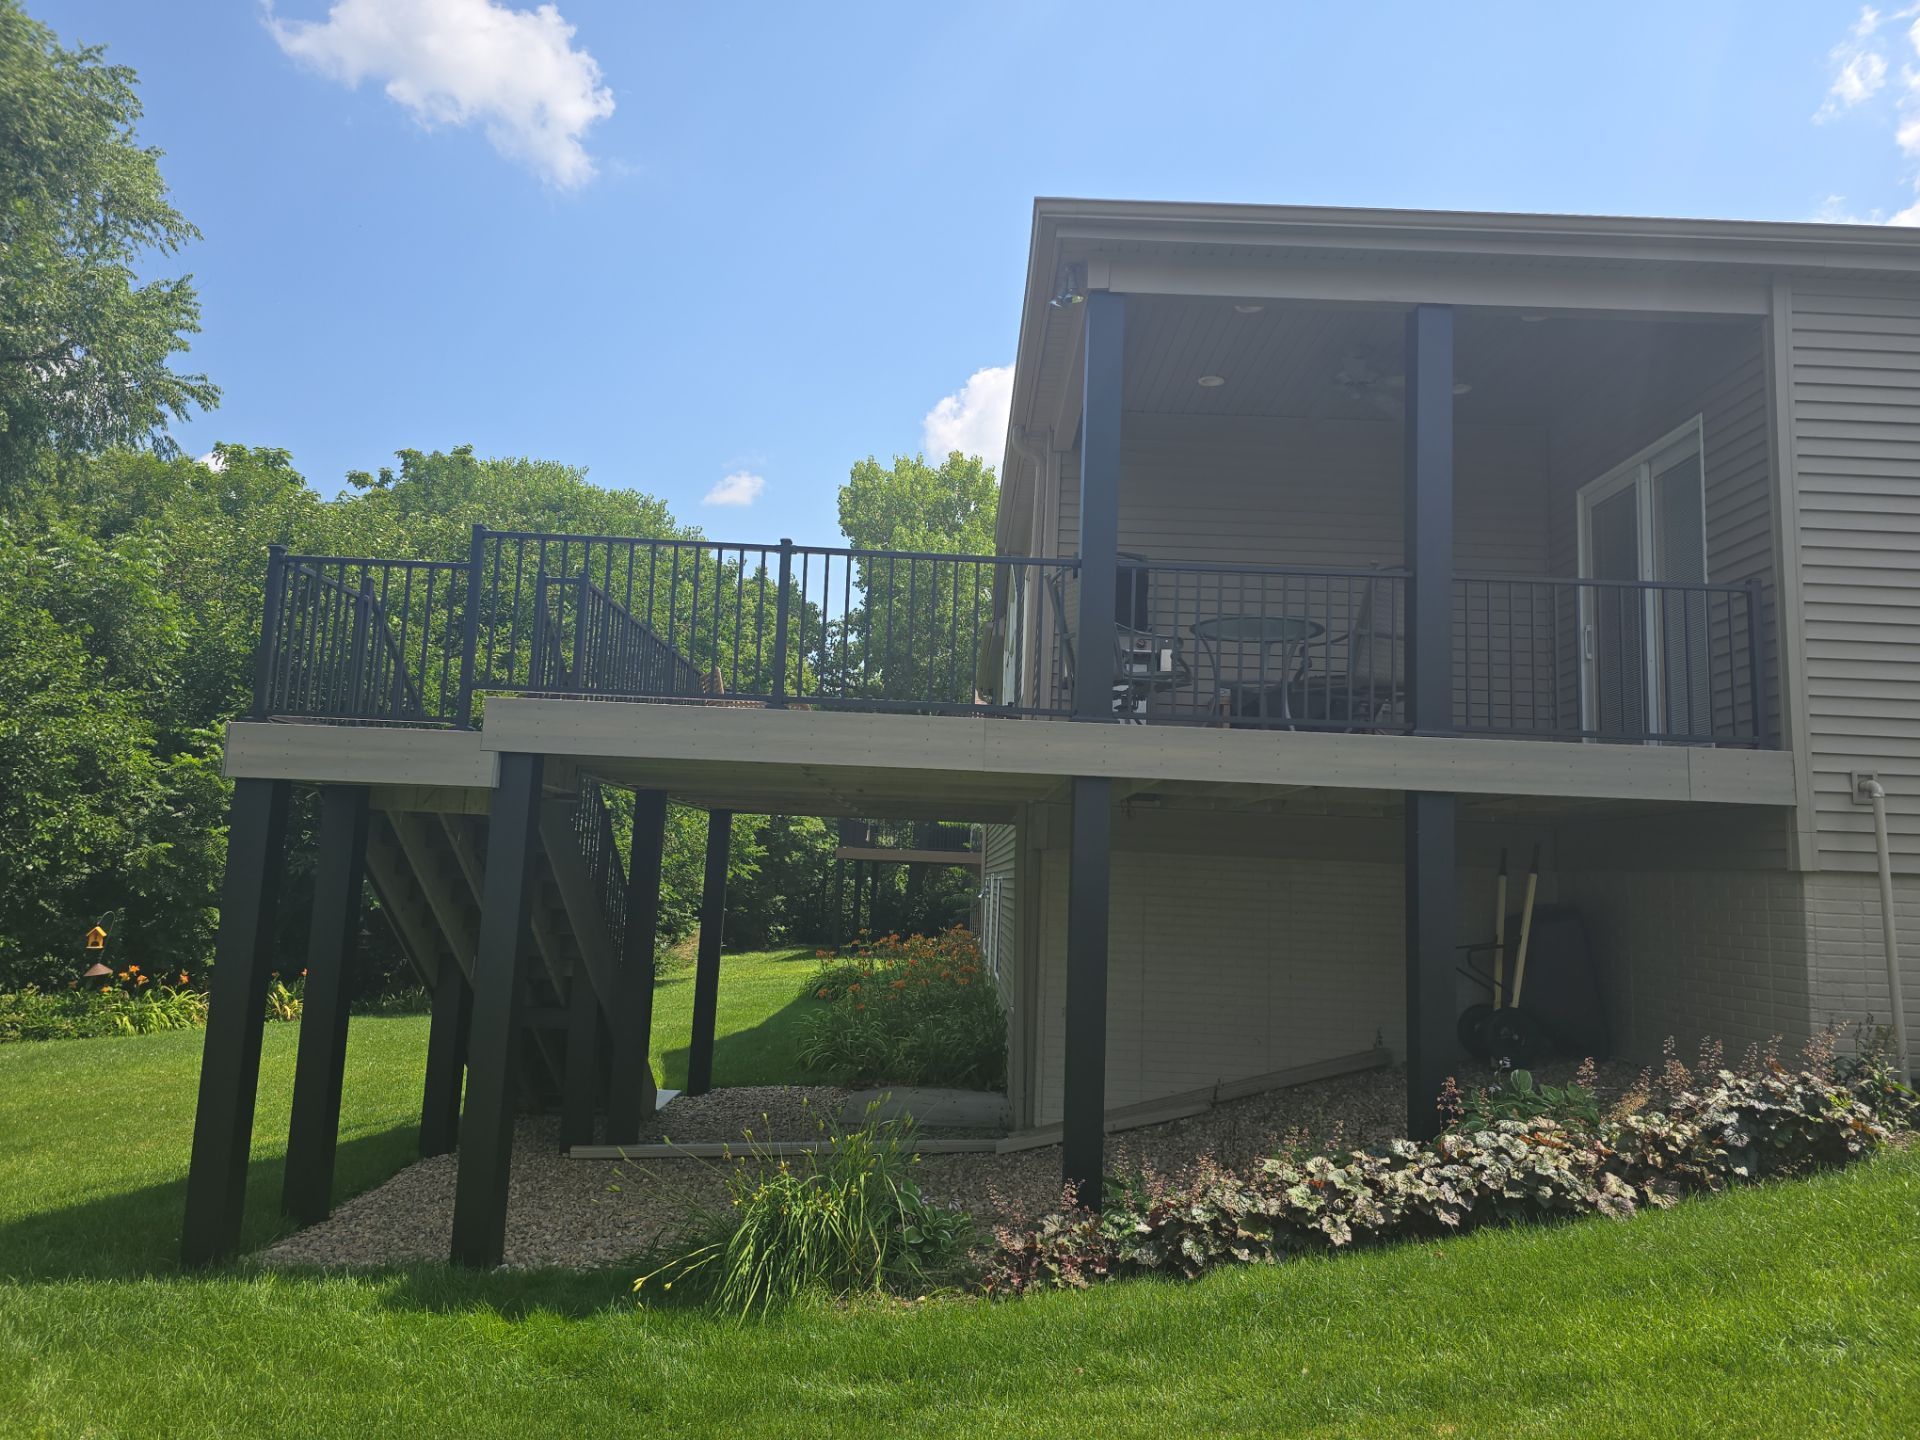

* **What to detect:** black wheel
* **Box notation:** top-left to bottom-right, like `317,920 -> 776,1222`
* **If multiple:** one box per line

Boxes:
1483,1008 -> 1544,1069
1456,1003 -> 1495,1058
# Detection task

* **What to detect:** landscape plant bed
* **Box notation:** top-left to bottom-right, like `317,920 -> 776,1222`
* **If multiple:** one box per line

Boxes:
257,1060 -> 1631,1270
987,1043 -> 1915,1295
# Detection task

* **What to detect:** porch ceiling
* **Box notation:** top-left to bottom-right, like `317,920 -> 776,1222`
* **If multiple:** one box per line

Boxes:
1118,297 -> 1757,428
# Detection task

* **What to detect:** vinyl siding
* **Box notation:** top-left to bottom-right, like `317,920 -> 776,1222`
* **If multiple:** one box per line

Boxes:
1020,808 -> 1543,1124
1789,281 -> 1920,871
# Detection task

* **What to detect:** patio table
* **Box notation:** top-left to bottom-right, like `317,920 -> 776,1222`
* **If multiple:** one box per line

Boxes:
1191,614 -> 1325,722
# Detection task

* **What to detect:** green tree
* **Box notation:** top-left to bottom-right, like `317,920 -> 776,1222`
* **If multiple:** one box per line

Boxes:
833,453 -> 999,704
0,2 -> 217,502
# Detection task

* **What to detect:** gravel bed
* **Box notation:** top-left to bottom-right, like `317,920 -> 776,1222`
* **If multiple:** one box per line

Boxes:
255,1060 -> 1644,1271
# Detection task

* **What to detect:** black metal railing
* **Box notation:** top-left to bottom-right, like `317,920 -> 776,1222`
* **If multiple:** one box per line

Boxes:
465,530 -> 1075,717
248,528 -> 1769,748
1454,573 -> 1768,747
253,550 -> 461,723
1050,560 -> 1411,731
572,775 -> 627,959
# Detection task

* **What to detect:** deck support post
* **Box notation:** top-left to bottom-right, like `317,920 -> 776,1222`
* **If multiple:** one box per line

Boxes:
281,784 -> 371,1224
1404,791 -> 1458,1139
605,789 -> 667,1142
419,963 -> 470,1157
181,777 -> 292,1267
1073,288 -> 1125,721
449,752 -> 543,1267
1061,775 -> 1112,1209
1402,304 -> 1458,1140
686,808 -> 732,1097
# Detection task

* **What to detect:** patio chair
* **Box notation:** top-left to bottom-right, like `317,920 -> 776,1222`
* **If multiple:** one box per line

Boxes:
1220,575 -> 1402,731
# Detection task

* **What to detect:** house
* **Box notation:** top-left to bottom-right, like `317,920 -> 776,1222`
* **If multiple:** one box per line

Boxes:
183,199 -> 1920,1270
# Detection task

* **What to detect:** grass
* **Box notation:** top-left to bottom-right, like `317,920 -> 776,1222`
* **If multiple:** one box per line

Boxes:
649,945 -> 820,1090
3,986 -> 1919,1436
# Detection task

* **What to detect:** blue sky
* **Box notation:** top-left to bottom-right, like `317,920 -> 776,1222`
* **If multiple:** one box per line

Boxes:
32,1 -> 1919,547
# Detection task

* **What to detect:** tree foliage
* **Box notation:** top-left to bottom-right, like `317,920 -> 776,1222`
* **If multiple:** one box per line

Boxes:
0,1 -> 218,500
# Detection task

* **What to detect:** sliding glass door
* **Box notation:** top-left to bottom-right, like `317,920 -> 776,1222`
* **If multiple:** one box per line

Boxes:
1577,420 -> 1709,741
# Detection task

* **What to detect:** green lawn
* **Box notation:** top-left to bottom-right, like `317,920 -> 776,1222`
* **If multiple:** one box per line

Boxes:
650,945 -> 819,1089
3,975 -> 1919,1437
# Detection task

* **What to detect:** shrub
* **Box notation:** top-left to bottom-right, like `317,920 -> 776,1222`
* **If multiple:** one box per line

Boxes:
796,929 -> 1006,1091
986,1042 -> 1904,1296
634,1109 -> 973,1316
0,968 -> 305,1043
1451,1062 -> 1602,1134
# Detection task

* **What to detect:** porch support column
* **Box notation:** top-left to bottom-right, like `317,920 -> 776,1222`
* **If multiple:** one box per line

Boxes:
1404,792 -> 1458,1139
1061,775 -> 1112,1209
1403,302 -> 1454,734
281,784 -> 371,1224
419,963 -> 471,1157
1403,303 -> 1459,1141
449,752 -> 543,1268
605,788 -> 667,1141
181,776 -> 292,1267
1073,288 -> 1125,720
685,808 -> 732,1097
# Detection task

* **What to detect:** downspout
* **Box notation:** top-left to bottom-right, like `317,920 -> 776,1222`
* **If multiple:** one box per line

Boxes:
1853,773 -> 1911,1082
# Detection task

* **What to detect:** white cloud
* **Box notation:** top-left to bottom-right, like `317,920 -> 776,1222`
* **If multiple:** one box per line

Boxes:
1816,7 -> 1889,119
266,0 -> 614,188
702,471 -> 765,507
922,364 -> 1014,464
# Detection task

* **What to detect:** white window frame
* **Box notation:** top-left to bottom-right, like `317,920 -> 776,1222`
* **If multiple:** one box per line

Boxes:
1575,416 -> 1709,738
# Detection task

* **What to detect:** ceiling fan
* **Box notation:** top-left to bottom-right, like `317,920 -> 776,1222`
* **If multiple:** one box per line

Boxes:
1335,348 -> 1471,418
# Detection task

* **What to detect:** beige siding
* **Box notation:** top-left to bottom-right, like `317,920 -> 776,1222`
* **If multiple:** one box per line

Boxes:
1020,807 -> 1546,1124
1553,867 -> 1812,1060
1789,281 -> 1920,871
1804,871 -> 1920,1047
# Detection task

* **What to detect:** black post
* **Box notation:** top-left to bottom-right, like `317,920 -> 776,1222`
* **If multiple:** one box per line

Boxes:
685,808 -> 732,1097
1074,289 -> 1125,720
1062,776 -> 1112,1209
449,752 -> 544,1267
251,546 -> 288,719
456,524 -> 486,729
1403,303 -> 1454,736
771,538 -> 793,707
419,964 -> 471,1157
1404,792 -> 1457,1139
1744,576 -> 1769,748
606,789 -> 667,1141
181,777 -> 292,1267
281,785 -> 371,1225
1402,303 -> 1458,1141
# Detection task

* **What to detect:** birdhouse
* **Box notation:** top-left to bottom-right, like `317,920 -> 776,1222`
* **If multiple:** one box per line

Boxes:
85,925 -> 108,951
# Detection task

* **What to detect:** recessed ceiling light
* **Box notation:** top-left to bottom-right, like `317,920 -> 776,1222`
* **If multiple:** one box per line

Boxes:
1233,303 -> 1265,314
1452,381 -> 1473,396
1197,374 -> 1227,387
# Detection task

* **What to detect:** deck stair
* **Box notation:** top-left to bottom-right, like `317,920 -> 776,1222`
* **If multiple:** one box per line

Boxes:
361,771 -> 633,1133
